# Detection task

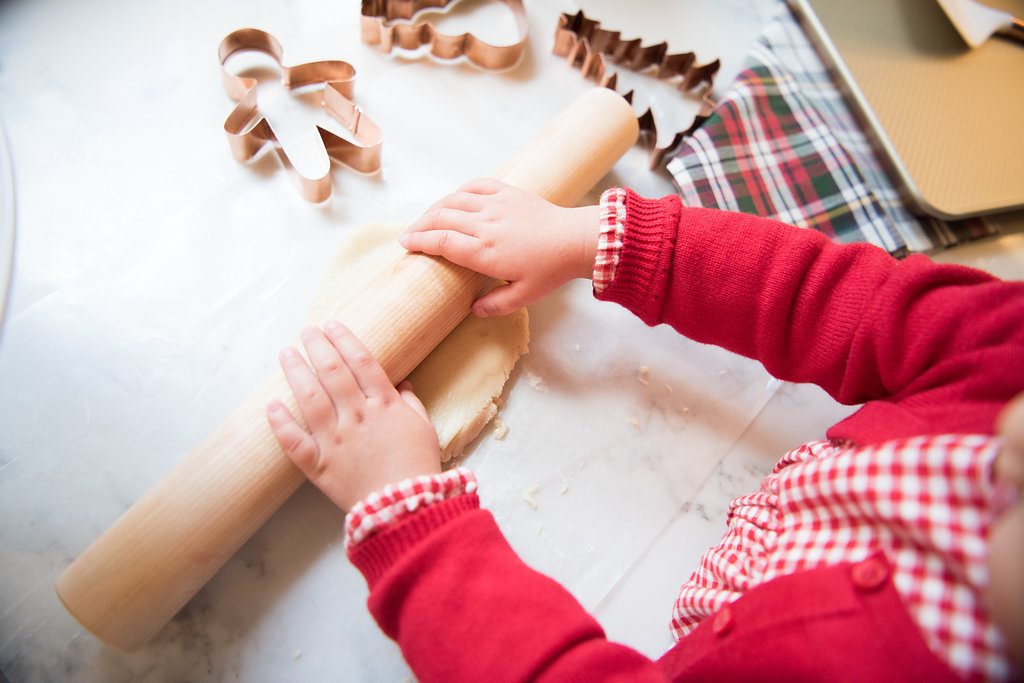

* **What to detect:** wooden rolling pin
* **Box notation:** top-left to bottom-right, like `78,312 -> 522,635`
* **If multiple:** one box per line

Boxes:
56,87 -> 639,651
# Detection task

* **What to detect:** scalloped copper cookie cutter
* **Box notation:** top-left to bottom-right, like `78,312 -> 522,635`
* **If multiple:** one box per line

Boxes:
218,28 -> 383,203
360,0 -> 529,70
553,11 -> 719,169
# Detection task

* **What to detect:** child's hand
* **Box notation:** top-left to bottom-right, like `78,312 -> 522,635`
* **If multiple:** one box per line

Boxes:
988,392 -> 1024,666
400,178 -> 601,317
266,322 -> 442,511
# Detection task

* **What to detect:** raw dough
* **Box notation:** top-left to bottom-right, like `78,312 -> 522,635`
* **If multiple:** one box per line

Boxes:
309,223 -> 529,461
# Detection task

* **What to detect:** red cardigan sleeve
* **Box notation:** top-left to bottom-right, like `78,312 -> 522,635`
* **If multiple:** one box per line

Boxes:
349,494 -> 666,683
597,190 -> 1024,445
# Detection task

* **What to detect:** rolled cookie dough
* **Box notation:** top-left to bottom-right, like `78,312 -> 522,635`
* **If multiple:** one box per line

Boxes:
309,223 -> 529,461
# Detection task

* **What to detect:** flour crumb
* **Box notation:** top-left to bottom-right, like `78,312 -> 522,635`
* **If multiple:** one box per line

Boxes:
574,344 -> 581,352
493,417 -> 509,440
560,483 -> 569,495
522,484 -> 540,509
682,406 -> 690,413
638,366 -> 650,385
293,650 -> 302,660
526,369 -> 548,392
664,382 -> 673,394
627,417 -> 641,429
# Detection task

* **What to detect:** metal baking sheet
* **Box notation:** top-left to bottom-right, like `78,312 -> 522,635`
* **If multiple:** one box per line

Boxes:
790,0 -> 1024,219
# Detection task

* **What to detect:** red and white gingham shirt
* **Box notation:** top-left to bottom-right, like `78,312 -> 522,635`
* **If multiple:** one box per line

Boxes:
345,467 -> 477,550
347,188 -> 1014,680
672,435 -> 1009,680
594,187 -> 627,294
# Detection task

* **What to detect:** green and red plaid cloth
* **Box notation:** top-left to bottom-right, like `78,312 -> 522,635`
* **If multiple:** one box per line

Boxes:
667,3 -> 997,256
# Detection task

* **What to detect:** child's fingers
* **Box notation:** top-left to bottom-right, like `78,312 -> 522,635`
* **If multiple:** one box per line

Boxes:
399,230 -> 482,270
995,394 -> 1024,483
472,282 -> 528,318
406,207 -> 478,236
301,325 -> 362,408
425,191 -> 486,215
267,400 -> 322,475
278,347 -> 337,434
323,323 -> 394,400
457,178 -> 505,195
997,393 -> 1024,451
397,380 -> 431,422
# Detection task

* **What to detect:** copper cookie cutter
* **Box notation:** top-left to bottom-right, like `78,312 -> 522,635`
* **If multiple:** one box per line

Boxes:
218,28 -> 383,203
554,11 -> 719,169
361,0 -> 529,70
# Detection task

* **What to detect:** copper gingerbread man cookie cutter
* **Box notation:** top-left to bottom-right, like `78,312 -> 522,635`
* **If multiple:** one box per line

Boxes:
218,28 -> 383,203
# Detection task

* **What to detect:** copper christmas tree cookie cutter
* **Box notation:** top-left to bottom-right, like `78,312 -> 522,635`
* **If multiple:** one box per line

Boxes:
218,28 -> 383,203
360,0 -> 529,70
553,11 -> 719,168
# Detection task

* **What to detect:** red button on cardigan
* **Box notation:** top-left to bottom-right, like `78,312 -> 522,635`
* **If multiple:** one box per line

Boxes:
712,607 -> 734,636
851,557 -> 889,591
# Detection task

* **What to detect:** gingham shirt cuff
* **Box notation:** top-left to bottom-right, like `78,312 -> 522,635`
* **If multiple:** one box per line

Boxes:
593,187 -> 627,293
344,468 -> 478,550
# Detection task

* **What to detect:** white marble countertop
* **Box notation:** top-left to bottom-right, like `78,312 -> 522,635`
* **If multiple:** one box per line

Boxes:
1,1 -> 1021,681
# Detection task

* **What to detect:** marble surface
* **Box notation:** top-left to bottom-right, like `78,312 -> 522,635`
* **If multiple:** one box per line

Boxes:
0,0 -> 1020,681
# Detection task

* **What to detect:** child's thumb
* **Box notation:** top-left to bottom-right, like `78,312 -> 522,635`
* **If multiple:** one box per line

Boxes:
397,381 -> 430,422
472,283 -> 527,318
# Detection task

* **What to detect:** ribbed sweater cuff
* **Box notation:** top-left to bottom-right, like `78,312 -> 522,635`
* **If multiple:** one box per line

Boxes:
594,189 -> 681,326
348,493 -> 481,588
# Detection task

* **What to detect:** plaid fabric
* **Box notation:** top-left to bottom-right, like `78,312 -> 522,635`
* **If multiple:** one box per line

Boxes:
593,187 -> 626,293
666,3 -> 997,255
345,467 -> 477,549
672,434 -> 1012,681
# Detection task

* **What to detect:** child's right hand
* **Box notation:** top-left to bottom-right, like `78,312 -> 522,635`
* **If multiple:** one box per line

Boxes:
400,179 -> 601,317
267,322 -> 442,512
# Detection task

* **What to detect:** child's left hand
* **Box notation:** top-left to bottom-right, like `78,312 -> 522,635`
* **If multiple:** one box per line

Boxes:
267,322 -> 442,511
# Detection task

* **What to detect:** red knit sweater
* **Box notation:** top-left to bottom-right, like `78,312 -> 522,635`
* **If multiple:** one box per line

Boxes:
349,192 -> 1024,681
